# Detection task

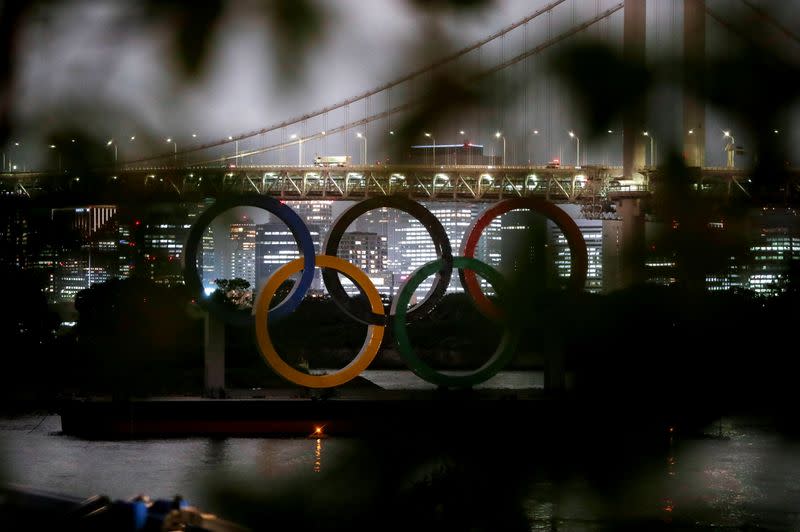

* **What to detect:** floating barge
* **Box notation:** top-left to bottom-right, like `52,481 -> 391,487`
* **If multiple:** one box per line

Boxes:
56,388 -> 718,439
58,388 -> 559,438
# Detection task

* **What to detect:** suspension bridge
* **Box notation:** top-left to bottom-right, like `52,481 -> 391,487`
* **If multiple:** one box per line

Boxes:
2,0 -> 798,207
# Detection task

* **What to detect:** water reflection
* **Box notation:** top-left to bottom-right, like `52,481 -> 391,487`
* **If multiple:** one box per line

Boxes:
663,429 -> 676,523
1,416 -> 800,528
314,438 -> 322,474
203,438 -> 228,467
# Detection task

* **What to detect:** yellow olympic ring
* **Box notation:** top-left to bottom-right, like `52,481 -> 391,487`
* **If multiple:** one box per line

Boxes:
254,254 -> 385,388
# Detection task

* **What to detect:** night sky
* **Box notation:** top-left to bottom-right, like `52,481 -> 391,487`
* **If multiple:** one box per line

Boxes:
4,0 -> 800,167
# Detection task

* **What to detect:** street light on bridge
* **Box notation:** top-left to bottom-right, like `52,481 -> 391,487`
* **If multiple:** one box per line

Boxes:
227,135 -> 239,163
49,144 -> 61,172
723,130 -> 736,168
568,131 -> 580,168
290,133 -> 303,165
356,132 -> 367,165
106,139 -> 117,165
166,138 -> 177,162
5,141 -> 22,171
643,131 -> 655,168
495,131 -> 505,166
605,129 -> 619,166
424,132 -> 436,166
529,129 -> 539,164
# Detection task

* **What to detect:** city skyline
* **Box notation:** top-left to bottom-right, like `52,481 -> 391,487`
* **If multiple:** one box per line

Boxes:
3,199 -> 797,306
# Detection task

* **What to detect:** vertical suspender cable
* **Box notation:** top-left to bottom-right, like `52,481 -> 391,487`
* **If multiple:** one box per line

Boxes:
547,8 -> 552,164
524,21 -> 529,164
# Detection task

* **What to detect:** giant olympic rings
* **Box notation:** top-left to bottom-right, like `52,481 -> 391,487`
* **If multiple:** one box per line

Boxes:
322,196 -> 453,326
184,195 -> 589,388
182,195 -> 316,326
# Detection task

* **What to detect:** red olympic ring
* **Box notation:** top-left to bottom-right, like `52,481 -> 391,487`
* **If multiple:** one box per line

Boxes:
459,198 -> 588,319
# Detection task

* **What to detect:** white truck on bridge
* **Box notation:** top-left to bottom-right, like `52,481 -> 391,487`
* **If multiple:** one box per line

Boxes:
313,155 -> 351,167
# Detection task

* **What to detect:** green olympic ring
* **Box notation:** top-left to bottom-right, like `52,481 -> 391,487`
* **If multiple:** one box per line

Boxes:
391,256 -> 520,388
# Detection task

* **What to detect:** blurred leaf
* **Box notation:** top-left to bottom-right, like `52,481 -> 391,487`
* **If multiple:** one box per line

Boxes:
407,0 -> 495,12
548,40 -> 651,139
0,1 -> 37,145
146,0 -> 225,78
649,152 -> 751,291
262,0 -> 330,85
389,64 -> 486,164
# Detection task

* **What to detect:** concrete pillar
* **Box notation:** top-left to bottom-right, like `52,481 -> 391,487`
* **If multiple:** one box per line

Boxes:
617,196 -> 646,286
623,0 -> 647,178
204,313 -> 225,395
544,340 -> 566,394
683,0 -> 705,167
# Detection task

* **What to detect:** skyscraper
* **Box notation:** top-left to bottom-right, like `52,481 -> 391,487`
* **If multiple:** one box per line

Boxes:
0,200 -> 29,270
48,205 -> 118,302
284,200 -> 333,234
746,207 -> 800,296
227,218 -> 257,287
391,202 -> 486,298
140,207 -> 191,286
550,205 -> 604,293
255,223 -> 321,290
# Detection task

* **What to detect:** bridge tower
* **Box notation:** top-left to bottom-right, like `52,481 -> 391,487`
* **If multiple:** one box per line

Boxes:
683,0 -> 705,167
616,0 -> 648,287
622,0 -> 647,179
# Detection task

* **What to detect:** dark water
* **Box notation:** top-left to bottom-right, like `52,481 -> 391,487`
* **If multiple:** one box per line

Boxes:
2,415 -> 800,529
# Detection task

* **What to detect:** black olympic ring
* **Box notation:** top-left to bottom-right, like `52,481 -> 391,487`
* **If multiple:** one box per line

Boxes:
322,195 -> 454,326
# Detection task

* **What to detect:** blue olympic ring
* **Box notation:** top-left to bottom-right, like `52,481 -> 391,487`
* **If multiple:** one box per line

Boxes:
182,195 -> 316,326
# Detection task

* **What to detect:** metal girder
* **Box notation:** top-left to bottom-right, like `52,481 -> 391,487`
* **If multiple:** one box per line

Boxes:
5,164 -> 800,204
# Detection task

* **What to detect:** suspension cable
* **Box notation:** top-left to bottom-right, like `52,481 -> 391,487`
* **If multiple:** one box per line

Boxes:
123,0 -> 573,165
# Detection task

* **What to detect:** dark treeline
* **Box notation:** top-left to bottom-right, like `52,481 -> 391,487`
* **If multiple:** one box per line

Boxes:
2,267 -> 799,414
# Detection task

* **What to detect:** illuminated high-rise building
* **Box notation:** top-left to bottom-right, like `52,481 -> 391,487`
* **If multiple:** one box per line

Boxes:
141,217 -> 190,286
47,205 -> 119,302
255,223 -> 322,290
339,232 -> 385,273
283,200 -> 333,233
227,218 -> 257,286
551,205 -> 604,293
0,200 -> 30,270
746,207 -> 800,296
353,206 -> 398,279
391,202 -> 485,298
201,226 -> 215,290
50,205 -> 116,240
